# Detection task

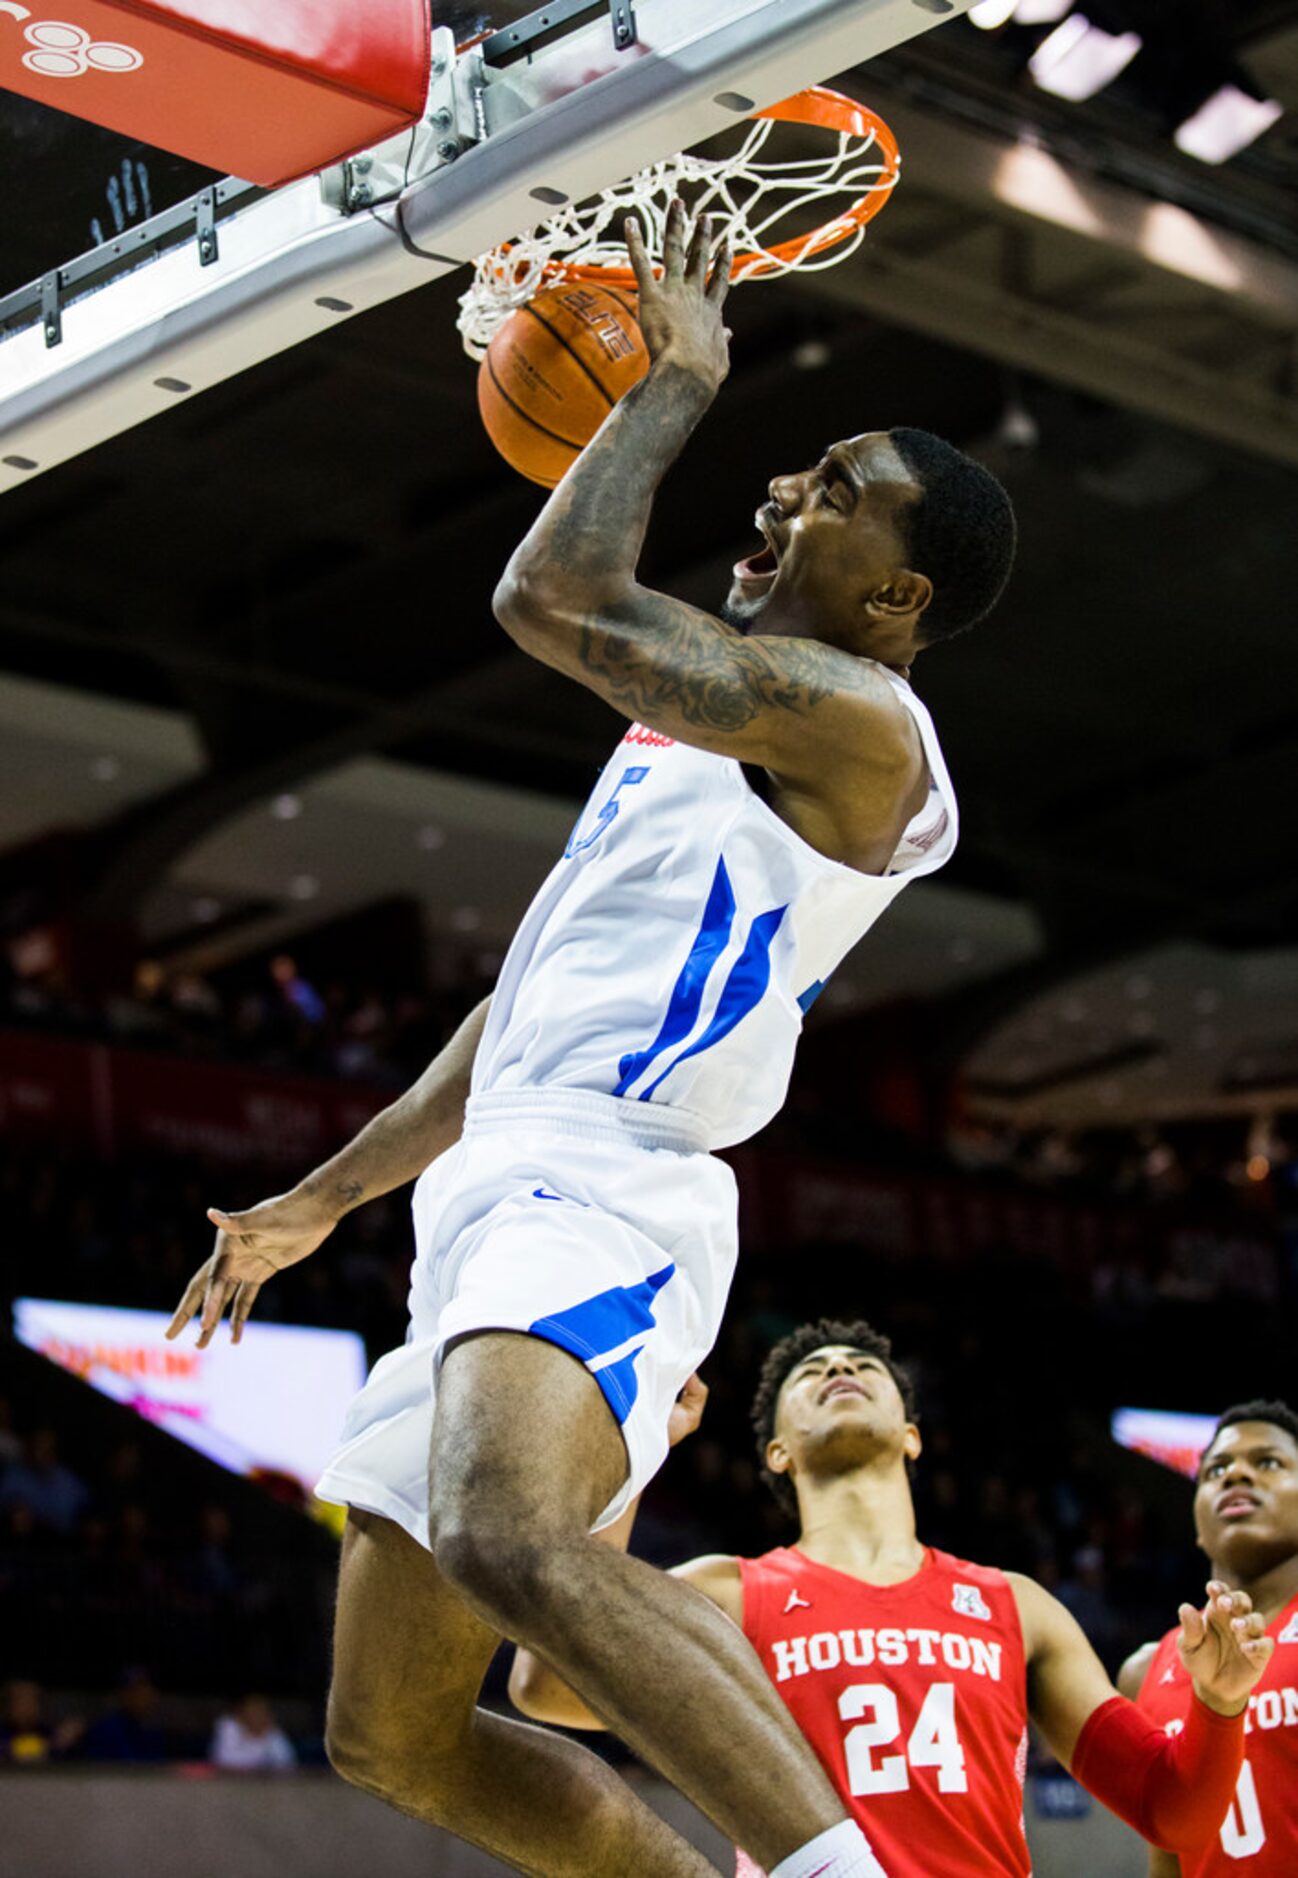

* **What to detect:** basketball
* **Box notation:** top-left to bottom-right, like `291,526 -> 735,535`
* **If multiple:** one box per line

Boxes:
478,282 -> 649,488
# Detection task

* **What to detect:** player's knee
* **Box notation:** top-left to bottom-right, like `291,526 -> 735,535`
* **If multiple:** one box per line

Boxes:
430,1506 -> 552,1624
326,1700 -> 461,1818
325,1706 -> 391,1802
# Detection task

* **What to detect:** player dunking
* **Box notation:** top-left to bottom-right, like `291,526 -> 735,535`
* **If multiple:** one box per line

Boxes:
167,206 -> 1014,1878
513,1320 -> 1272,1875
1120,1400 -> 1298,1876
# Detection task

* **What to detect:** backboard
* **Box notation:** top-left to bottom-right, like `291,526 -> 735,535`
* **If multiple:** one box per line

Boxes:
0,0 -> 976,492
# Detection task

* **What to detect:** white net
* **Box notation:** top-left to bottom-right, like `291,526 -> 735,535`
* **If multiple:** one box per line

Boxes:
456,113 -> 897,359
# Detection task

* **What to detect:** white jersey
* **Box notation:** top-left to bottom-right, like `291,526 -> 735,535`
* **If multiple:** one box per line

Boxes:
474,668 -> 957,1150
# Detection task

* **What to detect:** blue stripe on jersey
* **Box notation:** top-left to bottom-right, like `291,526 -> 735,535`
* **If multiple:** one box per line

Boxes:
639,903 -> 788,1100
528,1264 -> 675,1427
613,856 -> 736,1097
590,1346 -> 647,1423
797,979 -> 825,1013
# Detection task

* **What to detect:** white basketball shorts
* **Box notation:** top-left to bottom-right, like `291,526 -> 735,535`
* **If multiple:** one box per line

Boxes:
315,1087 -> 739,1541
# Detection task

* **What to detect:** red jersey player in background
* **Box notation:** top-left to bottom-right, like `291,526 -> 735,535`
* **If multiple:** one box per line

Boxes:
512,1318 -> 1272,1876
1120,1399 -> 1298,1877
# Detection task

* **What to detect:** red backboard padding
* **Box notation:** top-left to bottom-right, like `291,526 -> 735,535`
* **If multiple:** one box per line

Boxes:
0,1 -> 431,186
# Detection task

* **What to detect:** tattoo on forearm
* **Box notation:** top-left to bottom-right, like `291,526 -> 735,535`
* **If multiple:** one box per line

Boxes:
530,368 -> 714,586
577,602 -> 850,733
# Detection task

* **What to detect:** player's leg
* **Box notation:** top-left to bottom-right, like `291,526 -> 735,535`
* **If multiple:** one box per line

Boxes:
326,1507 -> 715,1877
429,1330 -> 856,1873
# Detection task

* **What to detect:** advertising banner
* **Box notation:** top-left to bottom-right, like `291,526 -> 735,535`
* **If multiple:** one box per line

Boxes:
15,1295 -> 367,1496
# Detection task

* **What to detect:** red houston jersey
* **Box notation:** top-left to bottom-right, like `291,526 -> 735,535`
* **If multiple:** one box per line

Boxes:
735,1546 -> 1031,1878
1136,1593 -> 1298,1874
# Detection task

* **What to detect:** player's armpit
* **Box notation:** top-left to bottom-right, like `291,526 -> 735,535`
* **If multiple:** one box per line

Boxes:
1118,1642 -> 1159,1703
1147,1850 -> 1182,1878
495,578 -> 922,791
1013,1572 -> 1118,1765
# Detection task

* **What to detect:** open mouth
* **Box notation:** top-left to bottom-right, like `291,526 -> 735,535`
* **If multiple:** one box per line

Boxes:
732,511 -> 783,594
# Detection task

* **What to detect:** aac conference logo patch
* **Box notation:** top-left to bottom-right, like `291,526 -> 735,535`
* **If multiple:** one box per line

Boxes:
952,1583 -> 993,1622
0,6 -> 143,77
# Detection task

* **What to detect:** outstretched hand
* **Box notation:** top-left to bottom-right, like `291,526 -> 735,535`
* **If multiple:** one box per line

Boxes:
627,198 -> 732,391
1178,1579 -> 1275,1715
166,1187 -> 341,1348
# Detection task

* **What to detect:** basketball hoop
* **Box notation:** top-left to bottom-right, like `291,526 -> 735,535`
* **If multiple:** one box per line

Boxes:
457,88 -> 900,360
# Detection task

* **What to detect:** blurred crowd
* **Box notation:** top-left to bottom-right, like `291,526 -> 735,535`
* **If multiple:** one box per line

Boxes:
1,1674 -> 300,1769
0,1383 -> 333,1707
1,949 -> 486,1086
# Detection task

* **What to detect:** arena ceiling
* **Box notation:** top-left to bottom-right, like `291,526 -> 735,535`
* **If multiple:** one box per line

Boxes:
1,1 -> 1297,1120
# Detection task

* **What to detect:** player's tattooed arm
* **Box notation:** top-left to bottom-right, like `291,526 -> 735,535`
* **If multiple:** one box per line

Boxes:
495,201 -> 730,611
512,576 -> 923,808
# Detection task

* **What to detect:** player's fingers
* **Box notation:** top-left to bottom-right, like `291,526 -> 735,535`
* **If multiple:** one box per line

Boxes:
166,1275 -> 204,1340
662,197 -> 687,277
196,1292 -> 233,1350
625,215 -> 655,293
1178,1603 -> 1204,1648
1208,1592 -> 1237,1634
199,1267 -> 234,1343
1244,1637 -> 1275,1669
230,1282 -> 261,1345
706,237 -> 734,304
685,213 -> 713,285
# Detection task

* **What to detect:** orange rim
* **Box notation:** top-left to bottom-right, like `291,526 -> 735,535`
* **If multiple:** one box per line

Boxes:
542,87 -> 900,291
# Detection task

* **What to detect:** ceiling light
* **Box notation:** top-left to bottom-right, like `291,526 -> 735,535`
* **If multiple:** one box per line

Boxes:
969,0 -> 1017,30
1014,0 -> 1070,21
992,141 -> 1105,239
1139,202 -> 1242,293
288,874 -> 320,900
271,793 -> 302,820
1245,1153 -> 1270,1183
791,339 -> 831,371
1175,85 -> 1283,166
1030,15 -> 1141,103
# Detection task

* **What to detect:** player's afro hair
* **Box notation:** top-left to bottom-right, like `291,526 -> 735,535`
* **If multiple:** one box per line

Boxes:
1201,1398 -> 1298,1474
750,1317 -> 918,1519
888,427 -> 1016,642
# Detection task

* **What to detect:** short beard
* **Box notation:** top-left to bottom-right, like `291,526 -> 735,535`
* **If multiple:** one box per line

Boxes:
721,596 -> 766,635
